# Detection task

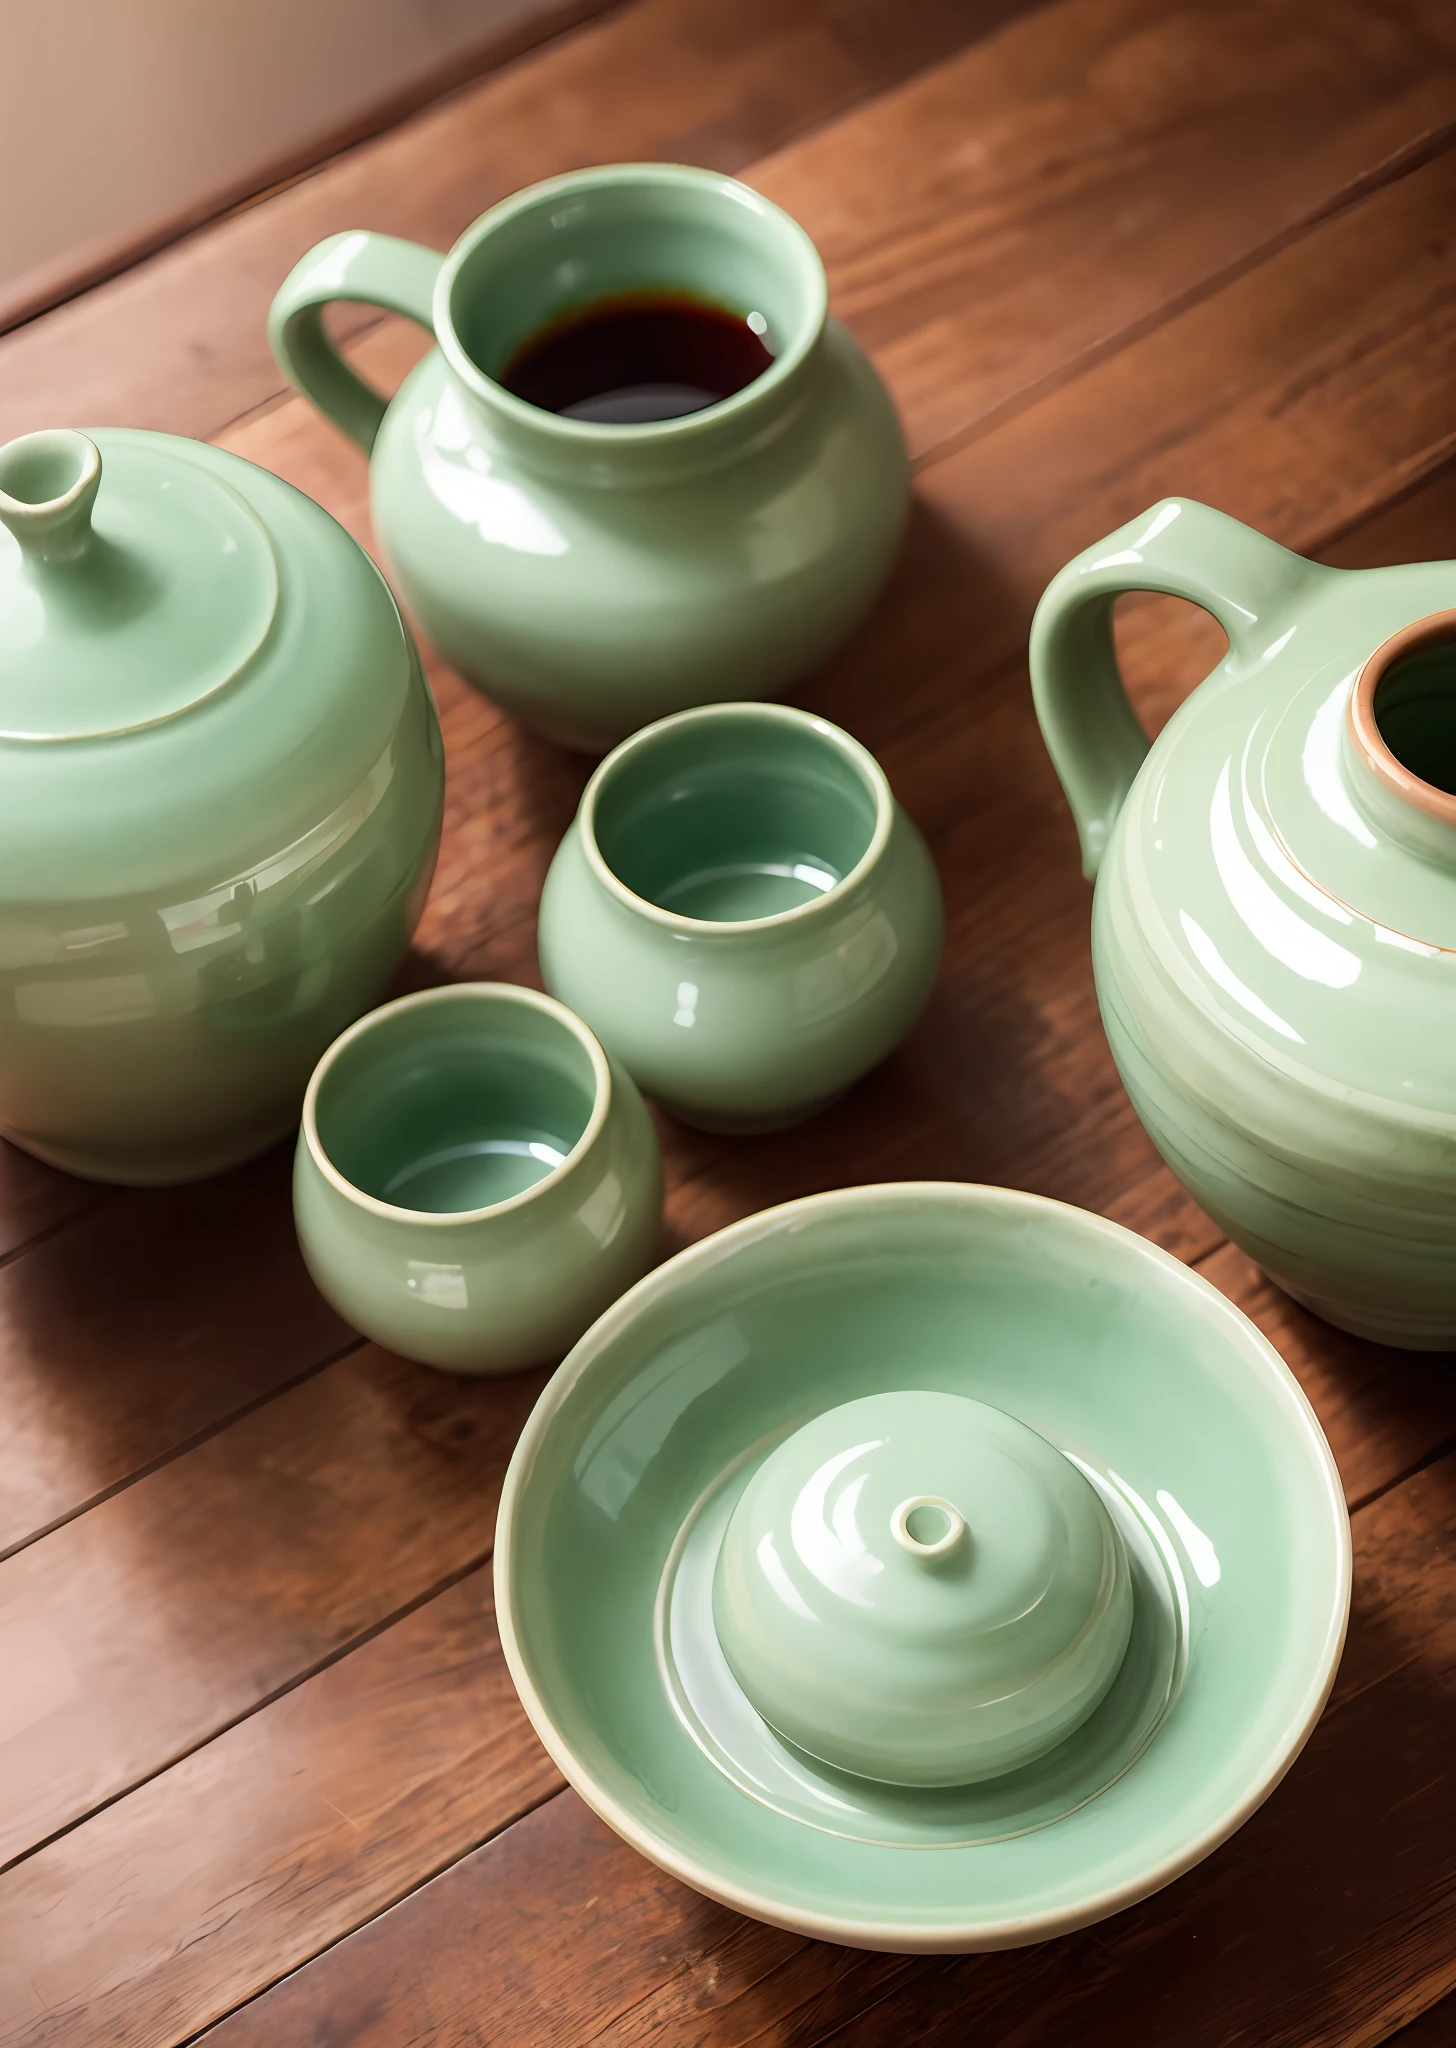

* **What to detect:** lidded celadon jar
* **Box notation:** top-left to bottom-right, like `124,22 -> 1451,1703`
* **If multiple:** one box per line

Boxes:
0,427 -> 443,1185
1032,496 -> 1456,1347
714,1390 -> 1133,1789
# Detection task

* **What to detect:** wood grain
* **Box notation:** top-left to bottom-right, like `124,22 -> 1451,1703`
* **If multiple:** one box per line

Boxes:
0,1153 -> 101,1275
0,0 -> 1007,448
0,1573 -> 560,2048
2,6 -> 1451,1891
0,1347 -> 543,1867
5,2 -> 1456,2042
759,0 -> 1456,456
192,1451 -> 1456,2048
0,0 -> 1004,1565
0,1149 -> 348,1560
211,133 -> 1456,1262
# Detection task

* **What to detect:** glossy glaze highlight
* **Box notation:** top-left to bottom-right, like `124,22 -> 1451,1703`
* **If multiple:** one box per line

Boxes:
269,164 -> 908,749
1032,499 -> 1456,1345
293,983 -> 663,1375
536,702 -> 943,1130
0,427 -> 442,1185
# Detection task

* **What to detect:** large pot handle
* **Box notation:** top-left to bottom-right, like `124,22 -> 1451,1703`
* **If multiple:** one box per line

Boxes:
1029,499 -> 1313,878
269,231 -> 444,455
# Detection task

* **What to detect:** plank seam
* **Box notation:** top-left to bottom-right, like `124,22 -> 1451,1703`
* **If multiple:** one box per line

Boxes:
0,1332 -> 367,1567
910,114 -> 1456,481
0,1186 -> 114,1279
0,1546 -> 494,1879
173,1775 -> 567,2048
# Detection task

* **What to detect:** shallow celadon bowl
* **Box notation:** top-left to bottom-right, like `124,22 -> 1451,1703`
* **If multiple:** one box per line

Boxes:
494,1183 -> 1350,1951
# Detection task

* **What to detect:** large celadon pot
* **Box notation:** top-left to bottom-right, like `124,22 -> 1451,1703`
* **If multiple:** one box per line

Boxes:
0,426 -> 443,1185
268,164 -> 908,752
1031,497 -> 1456,1348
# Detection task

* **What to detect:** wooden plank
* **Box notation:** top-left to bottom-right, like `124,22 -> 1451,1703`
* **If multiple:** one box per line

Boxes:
1,23 -> 1450,1649
757,0 -> 1456,456
0,1573 -> 560,2048
0,1149 -> 348,1561
6,31 -> 1456,2048
197,0 -> 1456,494
0,1347 -> 543,1867
185,1450 -> 1456,2048
0,1151 -> 102,1272
0,0 -> 1005,447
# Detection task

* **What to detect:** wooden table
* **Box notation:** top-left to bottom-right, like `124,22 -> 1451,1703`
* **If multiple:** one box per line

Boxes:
2,1 -> 1455,2041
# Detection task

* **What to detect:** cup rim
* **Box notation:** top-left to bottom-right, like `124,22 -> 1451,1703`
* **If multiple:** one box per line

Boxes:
577,701 -> 894,935
301,981 -> 613,1226
1347,607 -> 1456,829
432,162 -> 829,451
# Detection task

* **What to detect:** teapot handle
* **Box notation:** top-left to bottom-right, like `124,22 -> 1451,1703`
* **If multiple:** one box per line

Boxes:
1029,499 -> 1314,878
269,232 -> 444,455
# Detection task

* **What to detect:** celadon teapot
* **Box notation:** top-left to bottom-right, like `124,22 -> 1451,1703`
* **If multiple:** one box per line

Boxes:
1031,498 -> 1456,1348
268,164 -> 907,752
0,426 -> 443,1185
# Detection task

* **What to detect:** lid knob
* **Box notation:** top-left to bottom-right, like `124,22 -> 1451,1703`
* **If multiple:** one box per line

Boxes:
0,427 -> 280,742
890,1494 -> 965,1560
0,431 -> 100,567
712,1390 -> 1133,1787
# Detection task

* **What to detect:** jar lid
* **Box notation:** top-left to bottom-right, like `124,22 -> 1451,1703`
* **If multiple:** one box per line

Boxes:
712,1390 -> 1133,1787
0,430 -> 278,742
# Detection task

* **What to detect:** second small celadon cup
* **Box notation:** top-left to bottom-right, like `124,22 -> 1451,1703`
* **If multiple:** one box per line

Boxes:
293,983 -> 662,1374
537,702 -> 943,1131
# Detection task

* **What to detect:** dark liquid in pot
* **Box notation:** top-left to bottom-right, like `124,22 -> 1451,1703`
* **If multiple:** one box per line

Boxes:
498,292 -> 776,424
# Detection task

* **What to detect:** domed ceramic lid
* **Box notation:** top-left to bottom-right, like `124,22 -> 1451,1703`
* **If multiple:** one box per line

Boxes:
712,1389 -> 1133,1787
0,429 -> 278,741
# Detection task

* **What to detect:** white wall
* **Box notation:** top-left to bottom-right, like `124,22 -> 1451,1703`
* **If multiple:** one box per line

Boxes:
0,0 -> 544,291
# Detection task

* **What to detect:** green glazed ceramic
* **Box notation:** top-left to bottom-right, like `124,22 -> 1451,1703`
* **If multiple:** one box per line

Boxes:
536,701 -> 943,1131
268,164 -> 908,750
0,427 -> 442,1185
494,1183 -> 1350,1951
1032,498 -> 1456,1346
714,1390 -> 1134,1787
293,983 -> 662,1375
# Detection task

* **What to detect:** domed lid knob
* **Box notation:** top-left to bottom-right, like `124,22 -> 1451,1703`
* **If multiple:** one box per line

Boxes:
0,429 -> 278,742
712,1390 -> 1133,1787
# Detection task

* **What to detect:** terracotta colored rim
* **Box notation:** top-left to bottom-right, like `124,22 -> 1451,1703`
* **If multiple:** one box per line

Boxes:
1347,607 -> 1456,826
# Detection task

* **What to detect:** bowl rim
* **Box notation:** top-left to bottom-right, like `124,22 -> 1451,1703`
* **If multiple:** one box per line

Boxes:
494,1180 -> 1353,1950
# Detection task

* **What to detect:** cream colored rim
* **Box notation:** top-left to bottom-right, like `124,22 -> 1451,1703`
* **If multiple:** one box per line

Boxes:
301,981 -> 613,1227
579,701 -> 894,936
434,163 -> 828,451
493,1181 -> 1352,1951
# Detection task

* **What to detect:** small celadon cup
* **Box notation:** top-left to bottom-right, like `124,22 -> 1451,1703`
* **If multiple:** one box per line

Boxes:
293,983 -> 662,1375
537,702 -> 943,1131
